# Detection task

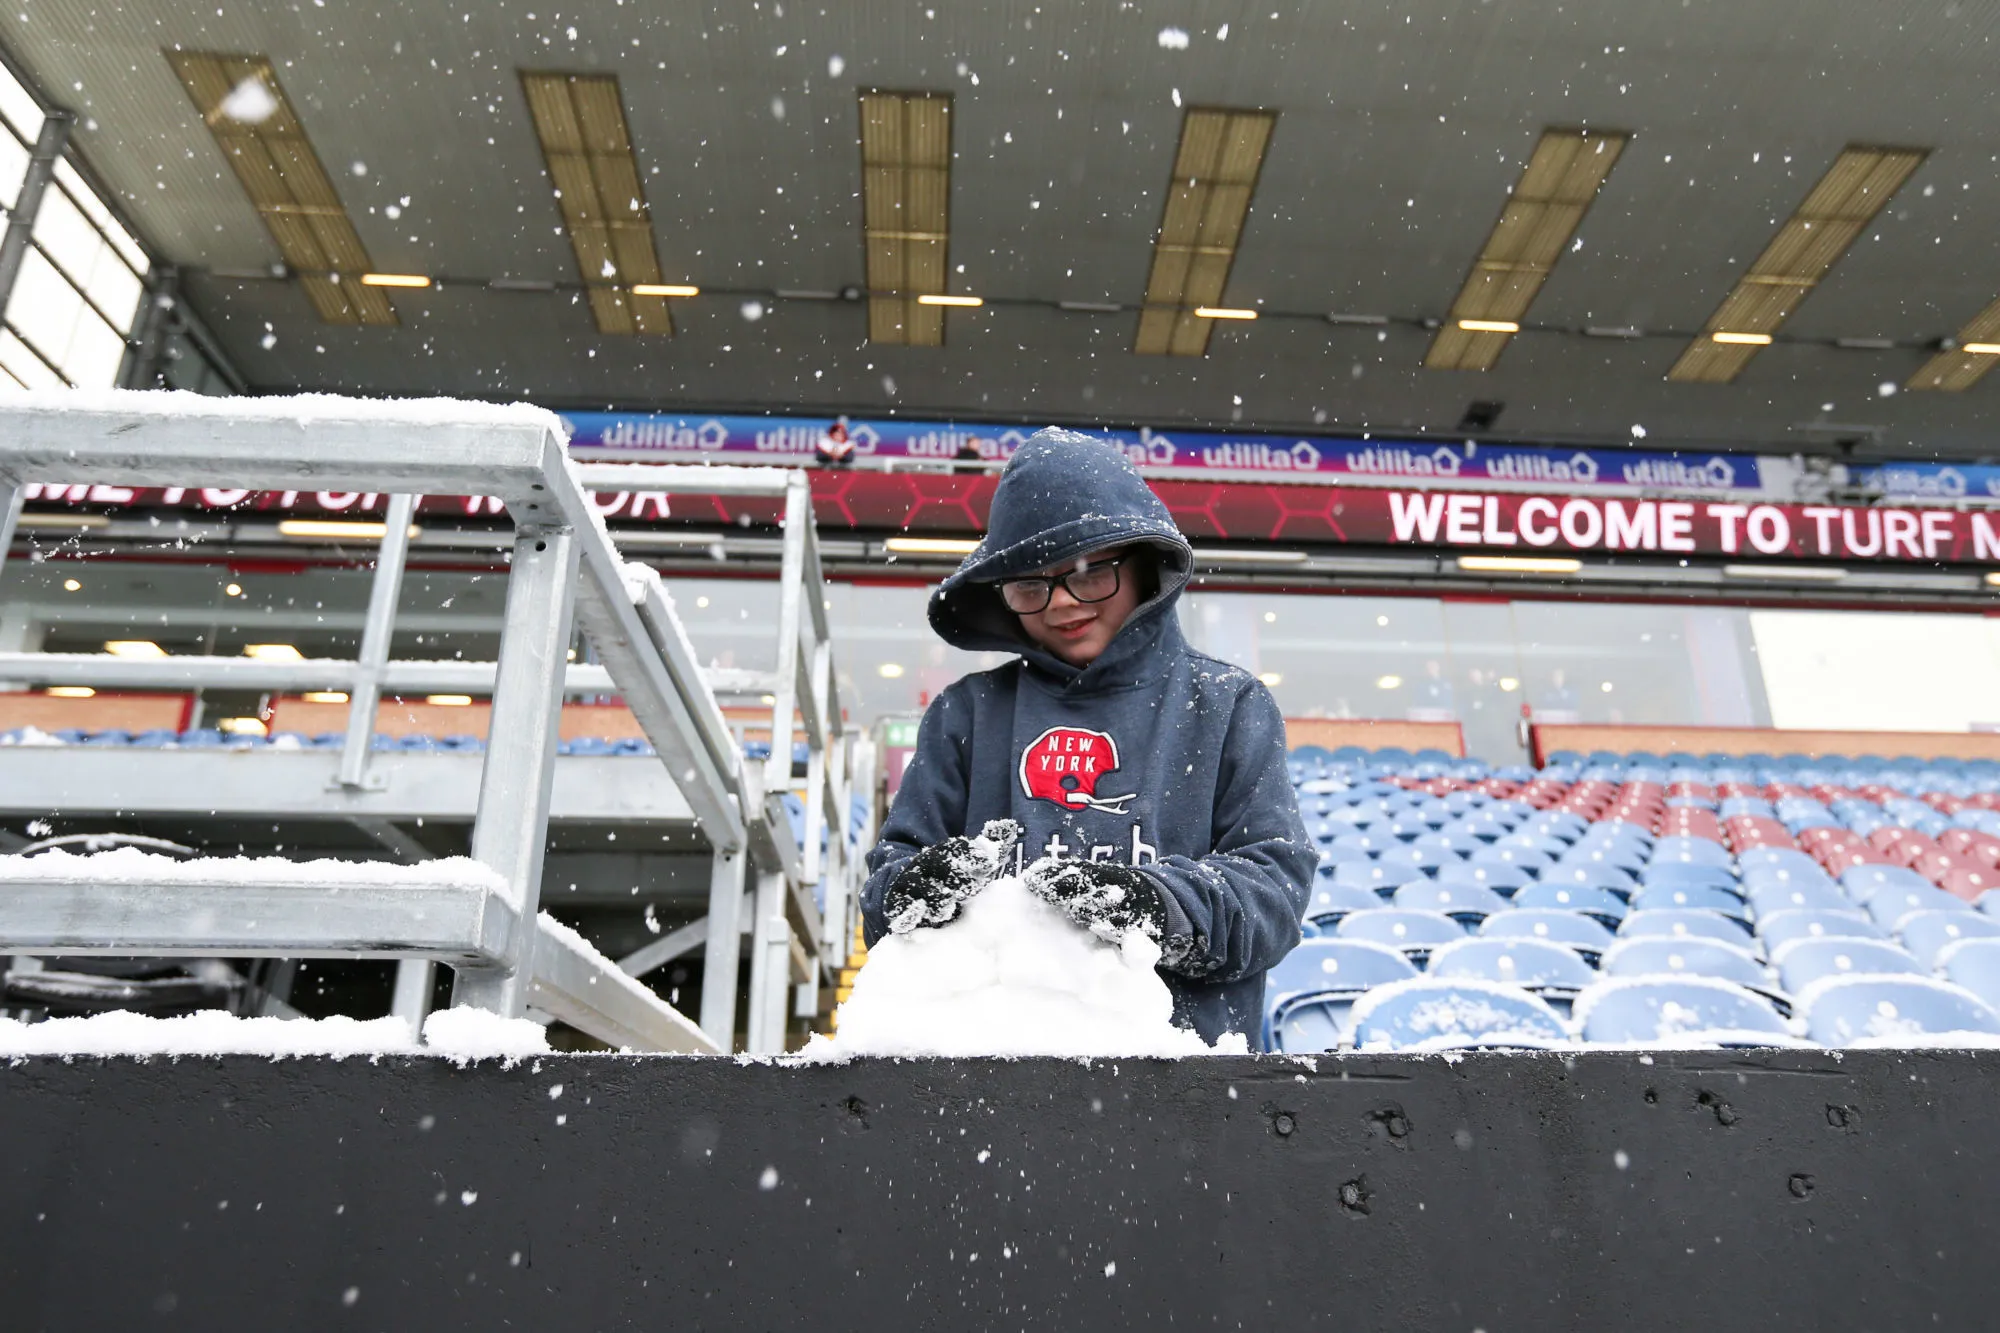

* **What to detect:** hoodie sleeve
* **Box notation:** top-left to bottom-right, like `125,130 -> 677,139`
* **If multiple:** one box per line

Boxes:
1145,681 -> 1313,983
860,683 -> 975,946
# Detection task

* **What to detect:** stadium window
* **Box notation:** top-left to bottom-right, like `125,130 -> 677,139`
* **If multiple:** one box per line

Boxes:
0,60 -> 149,391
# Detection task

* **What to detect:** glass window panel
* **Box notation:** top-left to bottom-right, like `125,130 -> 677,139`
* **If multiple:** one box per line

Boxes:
59,305 -> 125,388
0,131 -> 26,212
32,187 -> 100,284
0,327 -> 65,388
0,65 -> 40,148
7,247 -> 82,376
53,161 -> 146,274
82,244 -> 143,333
1751,610 -> 2000,733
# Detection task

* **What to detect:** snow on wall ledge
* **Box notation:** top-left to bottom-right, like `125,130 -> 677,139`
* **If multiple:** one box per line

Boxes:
805,877 -> 1242,1059
0,1007 -> 550,1062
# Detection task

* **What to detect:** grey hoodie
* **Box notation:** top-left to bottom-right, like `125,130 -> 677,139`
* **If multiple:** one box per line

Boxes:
860,428 -> 1315,1047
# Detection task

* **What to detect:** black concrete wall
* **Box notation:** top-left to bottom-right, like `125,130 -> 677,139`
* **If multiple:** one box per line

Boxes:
1,1051 -> 1992,1330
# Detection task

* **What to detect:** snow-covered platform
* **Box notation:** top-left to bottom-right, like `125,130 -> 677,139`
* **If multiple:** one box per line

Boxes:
2,1049 -> 1994,1328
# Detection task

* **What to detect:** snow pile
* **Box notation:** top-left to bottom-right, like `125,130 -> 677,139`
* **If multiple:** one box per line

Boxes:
0,1010 -> 415,1058
0,727 -> 65,747
7,386 -> 564,434
0,847 -> 518,908
0,1006 -> 551,1061
805,876 -> 1235,1059
421,1006 -> 552,1062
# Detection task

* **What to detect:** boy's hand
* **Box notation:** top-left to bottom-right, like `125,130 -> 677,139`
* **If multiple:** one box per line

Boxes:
1023,857 -> 1167,945
883,820 -> 1022,934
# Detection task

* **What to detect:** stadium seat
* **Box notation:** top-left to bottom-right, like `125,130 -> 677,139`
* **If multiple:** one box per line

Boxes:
1865,884 -> 1972,931
1575,977 -> 1796,1046
1348,979 -> 1569,1051
1900,910 -> 2000,969
1617,908 -> 1758,952
1773,937 -> 1925,995
1435,860 -> 1533,894
1840,864 -> 1938,902
1262,939 -> 1419,1051
1542,862 -> 1640,893
1801,975 -> 2000,1046
1936,938 -> 2000,1013
1391,879 -> 1509,925
1480,908 -> 1616,963
1756,908 -> 1883,952
1744,879 -> 1854,917
1601,937 -> 1771,993
1304,882 -> 1388,924
1334,909 -> 1466,963
1639,861 -> 1739,890
1627,884 -> 1749,921
1511,882 -> 1626,927
1332,860 -> 1399,891
1427,937 -> 1596,997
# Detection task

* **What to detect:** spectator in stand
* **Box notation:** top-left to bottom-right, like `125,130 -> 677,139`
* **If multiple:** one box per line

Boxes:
815,416 -> 856,468
951,438 -> 987,474
860,428 -> 1314,1048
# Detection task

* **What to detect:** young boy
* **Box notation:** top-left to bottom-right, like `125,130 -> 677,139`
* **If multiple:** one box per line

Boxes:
861,428 -> 1315,1048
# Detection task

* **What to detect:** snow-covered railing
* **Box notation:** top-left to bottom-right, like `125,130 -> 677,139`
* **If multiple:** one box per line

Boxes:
0,391 -> 848,1053
573,463 -> 871,1050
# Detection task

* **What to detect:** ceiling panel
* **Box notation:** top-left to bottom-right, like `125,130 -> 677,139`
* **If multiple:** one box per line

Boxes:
3,1 -> 1999,459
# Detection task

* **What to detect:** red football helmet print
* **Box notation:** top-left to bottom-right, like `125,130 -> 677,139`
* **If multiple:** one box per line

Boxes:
1019,725 -> 1133,814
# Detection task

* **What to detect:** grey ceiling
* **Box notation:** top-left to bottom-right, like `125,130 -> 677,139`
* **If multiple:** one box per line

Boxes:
8,0 -> 2000,459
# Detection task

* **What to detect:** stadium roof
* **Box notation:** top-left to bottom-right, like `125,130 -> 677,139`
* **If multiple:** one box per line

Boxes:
7,0 -> 2000,460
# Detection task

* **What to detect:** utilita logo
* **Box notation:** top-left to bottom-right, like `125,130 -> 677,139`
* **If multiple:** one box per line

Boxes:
1019,726 -> 1133,814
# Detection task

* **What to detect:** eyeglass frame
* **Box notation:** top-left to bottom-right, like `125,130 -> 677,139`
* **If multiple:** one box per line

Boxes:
994,553 -> 1130,614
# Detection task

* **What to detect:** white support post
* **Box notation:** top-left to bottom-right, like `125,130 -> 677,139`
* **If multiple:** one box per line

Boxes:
744,866 -> 791,1054
698,845 -> 748,1050
338,492 -> 419,790
764,476 -> 809,802
452,528 -> 579,1017
0,481 -> 19,585
390,959 -> 435,1040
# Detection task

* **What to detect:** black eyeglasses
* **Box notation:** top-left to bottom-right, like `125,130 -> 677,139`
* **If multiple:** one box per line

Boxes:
997,555 -> 1127,614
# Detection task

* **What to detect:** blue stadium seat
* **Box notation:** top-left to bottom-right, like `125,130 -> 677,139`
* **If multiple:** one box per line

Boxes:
1435,860 -> 1533,894
1639,861 -> 1739,890
1937,937 -> 2000,1013
1332,860 -> 1398,891
1756,907 -> 1883,952
1649,836 -> 1734,867
1314,844 -> 1372,867
1602,937 -> 1771,992
1304,883 -> 1388,925
1801,975 -> 2000,1046
1864,884 -> 1972,931
1391,879 -> 1510,925
1376,843 -> 1452,877
1899,910 -> 2000,969
1628,884 -> 1749,920
1334,909 -> 1467,963
1618,908 -> 1758,952
1470,844 -> 1555,872
1427,937 -> 1596,996
1542,862 -> 1640,894
1745,879 -> 1855,917
1736,847 -> 1825,878
1480,908 -> 1616,963
1774,937 -> 1924,995
1839,864 -> 1939,902
1512,882 -> 1627,927
1576,978 -> 1795,1046
1348,980 -> 1569,1051
1264,937 -> 1418,1009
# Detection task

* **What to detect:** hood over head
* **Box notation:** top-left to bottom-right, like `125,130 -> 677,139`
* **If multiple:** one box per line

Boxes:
928,428 -> 1193,679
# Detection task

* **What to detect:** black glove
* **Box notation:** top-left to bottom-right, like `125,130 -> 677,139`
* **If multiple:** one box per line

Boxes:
882,820 -> 1022,934
1023,857 -> 1167,944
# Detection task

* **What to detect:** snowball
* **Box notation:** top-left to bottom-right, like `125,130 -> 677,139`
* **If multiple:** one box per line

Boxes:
805,877 -> 1235,1059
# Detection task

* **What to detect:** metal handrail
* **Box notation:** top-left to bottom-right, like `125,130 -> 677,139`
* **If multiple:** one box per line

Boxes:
0,391 -> 845,1053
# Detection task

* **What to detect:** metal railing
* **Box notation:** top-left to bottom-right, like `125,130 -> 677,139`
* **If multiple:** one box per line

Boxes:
0,392 -> 863,1054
